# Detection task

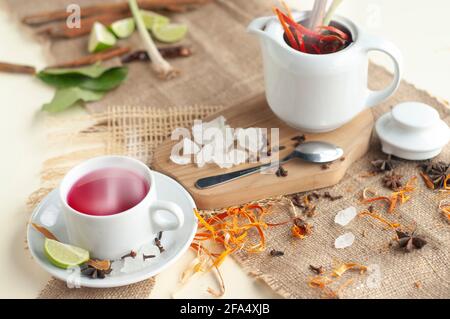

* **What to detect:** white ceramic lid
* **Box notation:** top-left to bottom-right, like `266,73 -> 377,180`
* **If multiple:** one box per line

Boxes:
375,102 -> 450,160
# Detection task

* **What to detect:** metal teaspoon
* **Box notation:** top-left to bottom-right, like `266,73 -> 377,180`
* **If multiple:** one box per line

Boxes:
195,141 -> 344,189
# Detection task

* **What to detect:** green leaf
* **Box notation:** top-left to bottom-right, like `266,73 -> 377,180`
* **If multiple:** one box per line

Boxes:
42,87 -> 104,113
37,67 -> 128,91
41,63 -> 112,78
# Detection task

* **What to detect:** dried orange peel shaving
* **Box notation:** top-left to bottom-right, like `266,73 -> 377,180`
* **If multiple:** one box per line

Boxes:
308,262 -> 367,298
187,205 -> 280,296
358,210 -> 401,229
361,176 -> 417,213
332,262 -> 368,277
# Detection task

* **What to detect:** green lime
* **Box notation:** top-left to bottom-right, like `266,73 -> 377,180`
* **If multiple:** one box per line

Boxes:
110,18 -> 135,38
140,10 -> 170,30
88,22 -> 117,53
152,23 -> 188,43
44,238 -> 90,269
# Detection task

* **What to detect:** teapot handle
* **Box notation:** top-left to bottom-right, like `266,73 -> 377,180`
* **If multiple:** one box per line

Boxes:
362,34 -> 403,108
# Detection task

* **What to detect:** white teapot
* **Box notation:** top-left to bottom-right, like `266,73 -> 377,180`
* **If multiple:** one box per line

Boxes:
248,11 -> 403,132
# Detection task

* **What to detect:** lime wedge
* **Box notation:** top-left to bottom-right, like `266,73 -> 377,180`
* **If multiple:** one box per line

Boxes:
88,22 -> 117,53
140,10 -> 170,30
152,23 -> 188,43
44,238 -> 90,269
110,18 -> 135,38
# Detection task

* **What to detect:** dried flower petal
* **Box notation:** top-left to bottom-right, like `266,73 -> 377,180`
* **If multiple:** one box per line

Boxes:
332,262 -> 367,277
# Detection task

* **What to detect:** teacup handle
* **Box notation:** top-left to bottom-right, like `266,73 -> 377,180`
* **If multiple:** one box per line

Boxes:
362,34 -> 403,108
149,200 -> 184,231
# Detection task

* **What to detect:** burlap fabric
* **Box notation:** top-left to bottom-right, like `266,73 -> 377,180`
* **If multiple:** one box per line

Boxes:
5,0 -> 272,113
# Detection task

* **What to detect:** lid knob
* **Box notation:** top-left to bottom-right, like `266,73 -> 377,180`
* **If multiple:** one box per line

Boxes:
391,102 -> 439,130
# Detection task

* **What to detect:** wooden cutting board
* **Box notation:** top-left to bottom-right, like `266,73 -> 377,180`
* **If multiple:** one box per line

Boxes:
152,94 -> 374,209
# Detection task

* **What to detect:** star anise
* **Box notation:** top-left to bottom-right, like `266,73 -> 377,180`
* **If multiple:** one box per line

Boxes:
382,171 -> 403,191
371,155 -> 394,172
396,230 -> 427,252
81,259 -> 112,279
419,161 -> 449,189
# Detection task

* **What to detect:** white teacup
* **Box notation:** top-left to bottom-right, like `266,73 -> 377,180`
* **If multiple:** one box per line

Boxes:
59,156 -> 184,260
248,11 -> 403,133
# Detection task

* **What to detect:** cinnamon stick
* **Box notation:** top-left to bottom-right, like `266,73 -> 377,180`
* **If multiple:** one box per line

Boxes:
0,62 -> 36,75
37,12 -> 130,38
121,46 -> 192,63
23,0 -> 211,26
47,47 -> 131,69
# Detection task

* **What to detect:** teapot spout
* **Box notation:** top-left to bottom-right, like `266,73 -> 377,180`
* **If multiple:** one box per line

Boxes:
247,16 -> 278,43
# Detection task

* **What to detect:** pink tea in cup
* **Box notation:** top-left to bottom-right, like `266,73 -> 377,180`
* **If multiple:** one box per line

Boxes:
67,167 -> 149,216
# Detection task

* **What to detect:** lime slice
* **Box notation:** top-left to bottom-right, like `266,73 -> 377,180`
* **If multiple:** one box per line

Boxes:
110,18 -> 135,38
152,23 -> 188,43
140,10 -> 169,30
88,22 -> 117,53
44,238 -> 90,269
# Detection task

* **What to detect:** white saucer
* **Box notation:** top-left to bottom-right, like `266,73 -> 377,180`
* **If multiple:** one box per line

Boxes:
27,171 -> 197,288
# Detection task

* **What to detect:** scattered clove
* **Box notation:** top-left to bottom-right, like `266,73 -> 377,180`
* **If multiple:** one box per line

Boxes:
143,254 -> 156,261
155,237 -> 165,253
121,250 -> 137,259
309,265 -> 325,275
323,191 -> 343,201
158,231 -> 163,241
276,165 -> 288,177
321,163 -> 331,170
269,249 -> 284,257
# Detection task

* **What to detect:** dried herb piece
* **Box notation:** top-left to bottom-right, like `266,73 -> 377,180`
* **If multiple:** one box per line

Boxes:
371,155 -> 394,172
396,230 -> 427,252
323,191 -> 343,201
155,237 -> 165,253
291,217 -> 312,239
382,171 -> 403,191
309,265 -> 324,275
81,259 -> 112,279
121,250 -> 137,259
269,249 -> 284,257
419,161 -> 449,189
275,165 -> 288,177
